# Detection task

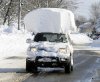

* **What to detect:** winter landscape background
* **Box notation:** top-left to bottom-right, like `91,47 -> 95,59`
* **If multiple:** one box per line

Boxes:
0,0 -> 100,82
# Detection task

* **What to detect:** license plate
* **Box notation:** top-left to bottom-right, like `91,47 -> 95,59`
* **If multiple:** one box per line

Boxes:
43,58 -> 51,62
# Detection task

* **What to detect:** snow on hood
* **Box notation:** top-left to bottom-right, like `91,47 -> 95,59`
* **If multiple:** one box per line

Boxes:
31,42 -> 68,52
24,8 -> 77,33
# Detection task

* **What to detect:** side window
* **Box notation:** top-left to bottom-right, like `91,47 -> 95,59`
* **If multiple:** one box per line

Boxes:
63,35 -> 68,43
61,35 -> 68,43
34,34 -> 43,42
57,34 -> 67,42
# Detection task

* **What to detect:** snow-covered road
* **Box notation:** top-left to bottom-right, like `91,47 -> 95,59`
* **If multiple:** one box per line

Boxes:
0,50 -> 100,82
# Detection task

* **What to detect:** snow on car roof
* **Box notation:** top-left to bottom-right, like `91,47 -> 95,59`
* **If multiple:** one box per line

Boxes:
24,8 -> 77,34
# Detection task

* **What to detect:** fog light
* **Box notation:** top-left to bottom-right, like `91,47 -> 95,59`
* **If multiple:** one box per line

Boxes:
61,58 -> 66,61
28,58 -> 35,61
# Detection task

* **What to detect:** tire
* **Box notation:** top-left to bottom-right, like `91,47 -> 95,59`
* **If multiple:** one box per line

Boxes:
64,54 -> 73,73
64,62 -> 72,73
26,58 -> 37,73
71,65 -> 73,71
70,54 -> 74,71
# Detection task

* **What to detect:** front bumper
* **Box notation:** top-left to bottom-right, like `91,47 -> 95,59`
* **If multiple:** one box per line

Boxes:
27,56 -> 70,67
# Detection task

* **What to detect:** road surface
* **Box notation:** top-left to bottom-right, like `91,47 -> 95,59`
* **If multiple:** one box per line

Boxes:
0,50 -> 100,82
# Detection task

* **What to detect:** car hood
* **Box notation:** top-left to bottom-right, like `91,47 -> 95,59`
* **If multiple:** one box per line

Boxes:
31,42 -> 68,52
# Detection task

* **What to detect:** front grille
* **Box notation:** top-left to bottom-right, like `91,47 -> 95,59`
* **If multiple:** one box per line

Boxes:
35,56 -> 59,62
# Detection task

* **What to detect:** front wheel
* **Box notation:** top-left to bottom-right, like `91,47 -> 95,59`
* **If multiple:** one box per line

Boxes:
64,62 -> 72,73
26,58 -> 37,73
64,54 -> 73,73
71,65 -> 73,71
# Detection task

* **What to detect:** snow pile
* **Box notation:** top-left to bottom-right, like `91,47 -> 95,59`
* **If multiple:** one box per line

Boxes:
0,24 -> 17,34
0,33 -> 31,59
69,33 -> 93,45
24,8 -> 77,33
0,24 -> 28,34
0,25 -> 32,59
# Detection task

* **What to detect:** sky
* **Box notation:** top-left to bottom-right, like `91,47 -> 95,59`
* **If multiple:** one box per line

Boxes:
76,0 -> 100,19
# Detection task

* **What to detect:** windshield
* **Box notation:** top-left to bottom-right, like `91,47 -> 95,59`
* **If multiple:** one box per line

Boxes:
34,33 -> 67,43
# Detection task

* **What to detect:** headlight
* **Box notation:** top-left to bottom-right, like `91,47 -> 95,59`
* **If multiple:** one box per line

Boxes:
59,48 -> 67,53
31,47 -> 37,52
27,58 -> 35,61
60,58 -> 66,61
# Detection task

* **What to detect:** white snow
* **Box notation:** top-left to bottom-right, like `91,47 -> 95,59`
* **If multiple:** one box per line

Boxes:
0,24 -> 96,60
28,42 -> 70,59
69,33 -> 93,45
0,25 -> 31,59
0,34 -> 28,59
24,8 -> 77,34
0,24 -> 100,60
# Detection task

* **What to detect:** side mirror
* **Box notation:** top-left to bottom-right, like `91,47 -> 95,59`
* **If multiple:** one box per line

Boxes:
26,38 -> 33,43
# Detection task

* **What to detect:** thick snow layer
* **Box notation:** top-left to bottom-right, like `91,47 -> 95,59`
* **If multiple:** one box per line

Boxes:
0,25 -> 32,59
69,33 -> 93,45
27,42 -> 71,59
24,8 -> 77,33
0,24 -> 28,35
0,33 -> 30,59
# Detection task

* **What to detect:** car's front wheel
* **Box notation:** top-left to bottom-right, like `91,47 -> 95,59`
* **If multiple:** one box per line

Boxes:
64,55 -> 73,73
26,58 -> 37,73
64,61 -> 72,73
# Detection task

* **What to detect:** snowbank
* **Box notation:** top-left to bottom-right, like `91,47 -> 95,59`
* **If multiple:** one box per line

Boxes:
69,33 -> 93,45
0,24 -> 27,34
24,8 -> 77,33
0,34 -> 28,58
0,25 -> 32,59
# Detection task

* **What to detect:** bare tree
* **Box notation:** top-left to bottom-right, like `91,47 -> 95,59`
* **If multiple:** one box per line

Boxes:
75,15 -> 87,27
0,0 -> 79,28
90,1 -> 100,22
0,0 -> 9,24
21,0 -> 78,17
3,0 -> 13,25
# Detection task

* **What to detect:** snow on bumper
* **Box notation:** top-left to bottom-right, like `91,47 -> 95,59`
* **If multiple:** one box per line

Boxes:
27,50 -> 70,61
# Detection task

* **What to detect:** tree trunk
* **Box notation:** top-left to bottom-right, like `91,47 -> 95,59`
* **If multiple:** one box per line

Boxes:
3,0 -> 13,25
18,0 -> 21,30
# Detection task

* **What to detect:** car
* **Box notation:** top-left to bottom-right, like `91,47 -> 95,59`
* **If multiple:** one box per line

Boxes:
26,32 -> 74,73
92,33 -> 100,40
